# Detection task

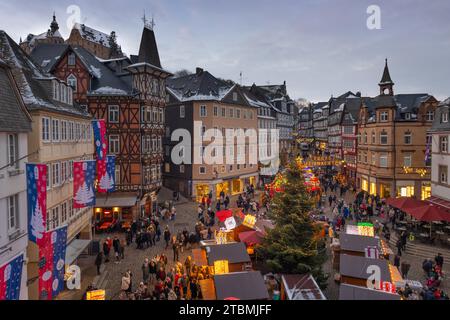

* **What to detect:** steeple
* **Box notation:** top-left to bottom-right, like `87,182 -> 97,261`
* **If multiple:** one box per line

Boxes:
379,58 -> 394,96
137,19 -> 162,68
50,12 -> 59,34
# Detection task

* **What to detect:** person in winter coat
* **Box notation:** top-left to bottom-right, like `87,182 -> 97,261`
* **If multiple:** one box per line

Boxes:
95,252 -> 103,275
113,237 -> 120,262
121,271 -> 131,293
103,240 -> 110,263
401,261 -> 411,279
394,255 -> 401,268
164,226 -> 171,250
142,258 -> 150,284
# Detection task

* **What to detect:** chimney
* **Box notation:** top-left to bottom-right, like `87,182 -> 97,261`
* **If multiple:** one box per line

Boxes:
196,67 -> 204,75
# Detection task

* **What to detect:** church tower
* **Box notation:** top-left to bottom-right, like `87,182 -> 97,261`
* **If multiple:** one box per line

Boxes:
379,58 -> 394,96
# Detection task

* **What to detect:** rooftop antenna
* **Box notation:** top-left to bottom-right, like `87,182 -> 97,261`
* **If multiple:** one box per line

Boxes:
142,10 -> 155,30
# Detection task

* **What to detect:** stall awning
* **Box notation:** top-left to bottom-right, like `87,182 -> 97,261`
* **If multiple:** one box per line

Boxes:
95,193 -> 138,208
65,239 -> 91,266
427,196 -> 450,211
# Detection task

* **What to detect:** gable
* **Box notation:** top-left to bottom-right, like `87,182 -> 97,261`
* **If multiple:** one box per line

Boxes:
221,86 -> 251,106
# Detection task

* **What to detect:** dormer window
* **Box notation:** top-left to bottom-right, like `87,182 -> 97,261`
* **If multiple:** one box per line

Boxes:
68,53 -> 76,66
426,111 -> 434,122
233,92 -> 238,101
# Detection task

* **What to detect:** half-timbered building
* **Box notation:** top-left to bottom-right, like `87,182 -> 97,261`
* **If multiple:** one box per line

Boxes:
31,24 -> 171,220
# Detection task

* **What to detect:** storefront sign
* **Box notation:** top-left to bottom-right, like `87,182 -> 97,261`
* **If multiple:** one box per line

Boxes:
86,289 -> 106,300
242,215 -> 257,229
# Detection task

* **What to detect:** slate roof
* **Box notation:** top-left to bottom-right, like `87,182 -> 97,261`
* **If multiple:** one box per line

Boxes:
167,69 -> 235,102
430,97 -> 450,132
339,283 -> 400,300
379,59 -> 394,85
214,271 -> 269,300
340,254 -> 391,282
0,30 -> 90,118
31,43 -> 133,96
204,242 -> 251,265
0,62 -> 31,132
339,233 -> 380,253
137,27 -> 162,68
73,23 -> 111,48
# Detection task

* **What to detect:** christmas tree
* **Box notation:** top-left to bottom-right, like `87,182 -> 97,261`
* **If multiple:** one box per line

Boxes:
31,202 -> 45,240
256,161 -> 328,289
99,172 -> 112,191
74,181 -> 95,206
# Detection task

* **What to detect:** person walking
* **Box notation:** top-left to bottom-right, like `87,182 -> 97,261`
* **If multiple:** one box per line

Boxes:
172,236 -> 180,262
396,239 -> 402,256
121,271 -> 131,295
103,240 -> 110,263
95,252 -> 103,275
164,226 -> 171,250
435,253 -> 444,268
113,236 -> 120,263
394,254 -> 401,268
401,261 -> 411,279
142,258 -> 150,284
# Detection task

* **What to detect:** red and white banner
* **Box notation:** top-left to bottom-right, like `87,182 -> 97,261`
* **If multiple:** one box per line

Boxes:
73,161 -> 96,208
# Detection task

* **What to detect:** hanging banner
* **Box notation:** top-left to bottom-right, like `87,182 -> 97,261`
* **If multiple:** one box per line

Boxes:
73,161 -> 96,208
98,155 -> 115,193
0,254 -> 24,300
92,119 -> 107,161
38,226 -> 68,300
26,164 -> 47,243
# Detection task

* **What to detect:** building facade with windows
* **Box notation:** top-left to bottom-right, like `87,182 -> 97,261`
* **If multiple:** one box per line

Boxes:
429,98 -> 450,210
31,24 -> 171,218
356,60 -> 438,199
0,59 -> 32,300
165,68 -> 259,201
0,30 -> 93,299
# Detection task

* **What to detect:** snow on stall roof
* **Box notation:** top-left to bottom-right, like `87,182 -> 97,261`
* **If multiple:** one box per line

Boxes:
90,86 -> 128,95
74,23 -> 111,48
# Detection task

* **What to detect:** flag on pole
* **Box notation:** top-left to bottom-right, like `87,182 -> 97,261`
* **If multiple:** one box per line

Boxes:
73,161 -> 96,208
92,119 -> 107,161
0,254 -> 24,300
38,226 -> 68,300
98,155 -> 115,193
26,164 -> 47,243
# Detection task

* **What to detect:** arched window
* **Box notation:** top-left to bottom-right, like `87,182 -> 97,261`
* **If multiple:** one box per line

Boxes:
67,74 -> 77,92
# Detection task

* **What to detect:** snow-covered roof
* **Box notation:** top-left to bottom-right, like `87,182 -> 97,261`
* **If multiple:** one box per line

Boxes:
90,87 -> 128,96
73,23 -> 111,48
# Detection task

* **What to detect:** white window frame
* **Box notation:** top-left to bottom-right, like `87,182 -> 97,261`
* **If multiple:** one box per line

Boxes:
67,74 -> 77,92
7,194 -> 19,233
7,134 -> 19,169
68,53 -> 76,66
109,135 -> 120,154
380,111 -> 389,122
108,105 -> 120,123
52,119 -> 60,142
42,117 -> 51,142
52,162 -> 61,187
200,105 -> 207,117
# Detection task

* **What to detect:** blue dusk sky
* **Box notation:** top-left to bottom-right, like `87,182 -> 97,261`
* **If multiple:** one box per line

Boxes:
1,0 -> 449,102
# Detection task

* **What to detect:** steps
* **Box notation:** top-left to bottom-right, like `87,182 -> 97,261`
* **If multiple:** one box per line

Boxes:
388,232 -> 450,267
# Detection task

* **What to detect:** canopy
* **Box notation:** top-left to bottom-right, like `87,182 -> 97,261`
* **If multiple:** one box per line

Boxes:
405,204 -> 450,222
238,230 -> 265,246
216,210 -> 233,222
386,197 -> 426,210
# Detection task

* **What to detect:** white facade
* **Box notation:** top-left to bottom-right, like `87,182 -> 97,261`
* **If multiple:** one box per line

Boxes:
0,132 -> 29,300
431,130 -> 450,201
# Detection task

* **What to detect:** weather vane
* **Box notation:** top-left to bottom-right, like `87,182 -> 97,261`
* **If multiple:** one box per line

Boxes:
142,10 -> 155,30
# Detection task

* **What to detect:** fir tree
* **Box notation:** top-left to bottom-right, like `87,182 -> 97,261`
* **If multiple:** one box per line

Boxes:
108,31 -> 120,58
31,202 -> 45,240
256,161 -> 329,289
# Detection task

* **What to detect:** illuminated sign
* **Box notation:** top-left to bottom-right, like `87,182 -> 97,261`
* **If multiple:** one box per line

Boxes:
242,215 -> 257,229
86,290 -> 106,300
214,260 -> 229,275
358,223 -> 375,237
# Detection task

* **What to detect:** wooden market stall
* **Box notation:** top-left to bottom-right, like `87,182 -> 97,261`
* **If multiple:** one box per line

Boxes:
203,242 -> 252,273
339,283 -> 401,300
339,254 -> 402,288
214,271 -> 270,300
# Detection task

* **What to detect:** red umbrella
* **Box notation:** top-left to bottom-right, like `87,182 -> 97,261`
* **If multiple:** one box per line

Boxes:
216,210 -> 233,222
406,204 -> 450,222
238,230 -> 265,245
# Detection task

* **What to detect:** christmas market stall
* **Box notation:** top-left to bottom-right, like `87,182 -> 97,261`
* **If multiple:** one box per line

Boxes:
339,283 -> 401,300
280,274 -> 327,300
199,271 -> 269,300
338,254 -> 403,291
